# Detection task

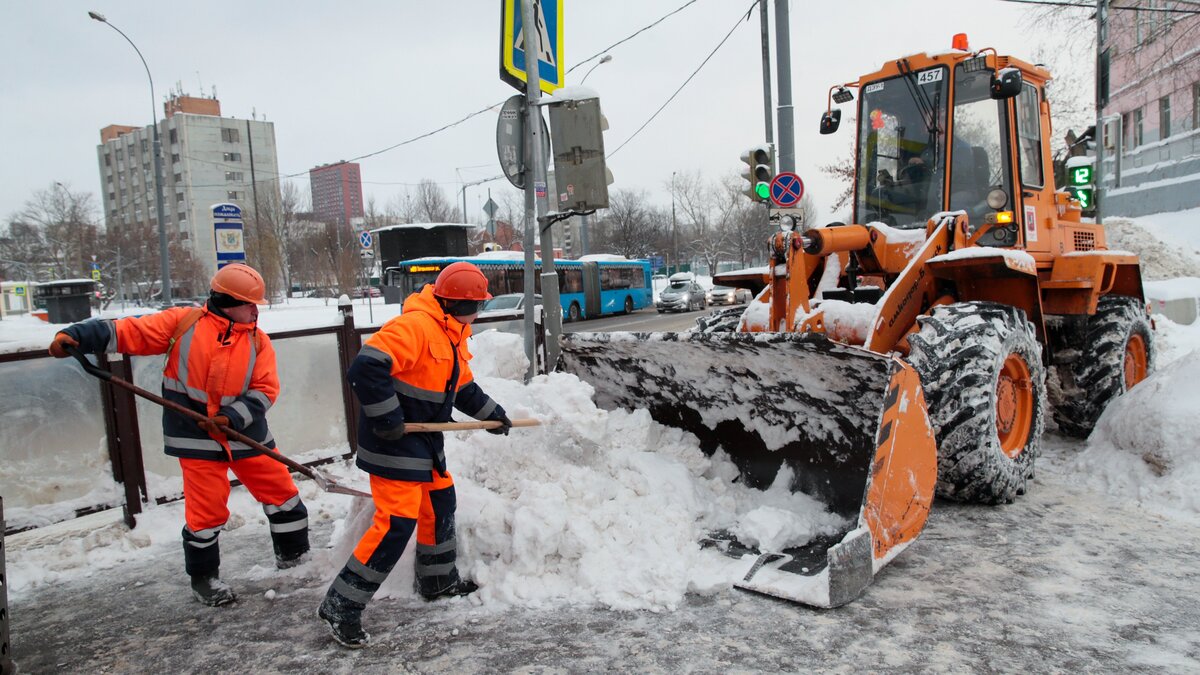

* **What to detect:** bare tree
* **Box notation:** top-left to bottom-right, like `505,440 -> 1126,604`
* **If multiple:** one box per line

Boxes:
591,189 -> 664,258
11,183 -> 102,280
401,179 -> 459,223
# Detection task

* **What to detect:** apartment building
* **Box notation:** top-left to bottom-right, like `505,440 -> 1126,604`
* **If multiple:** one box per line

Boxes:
309,161 -> 364,227
96,93 -> 282,278
1097,1 -> 1200,216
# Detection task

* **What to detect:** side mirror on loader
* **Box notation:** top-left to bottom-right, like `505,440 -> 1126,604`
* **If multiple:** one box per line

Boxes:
820,109 -> 841,135
990,68 -> 1023,99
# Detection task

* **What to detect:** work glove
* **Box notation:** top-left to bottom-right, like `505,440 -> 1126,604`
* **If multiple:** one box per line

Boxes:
197,415 -> 231,436
487,413 -> 512,436
48,332 -> 79,359
373,422 -> 406,441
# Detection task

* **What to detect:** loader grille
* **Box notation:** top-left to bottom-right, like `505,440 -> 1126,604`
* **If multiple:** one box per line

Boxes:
1073,230 -> 1096,251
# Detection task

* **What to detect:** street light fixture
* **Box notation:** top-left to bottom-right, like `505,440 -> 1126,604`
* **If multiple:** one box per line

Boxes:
580,54 -> 613,85
89,11 -> 172,305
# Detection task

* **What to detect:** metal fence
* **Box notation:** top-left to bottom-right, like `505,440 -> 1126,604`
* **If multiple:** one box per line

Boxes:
1,497 -> 11,675
0,301 -> 545,536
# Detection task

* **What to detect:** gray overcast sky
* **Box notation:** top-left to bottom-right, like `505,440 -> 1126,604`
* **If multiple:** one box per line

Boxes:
2,0 -> 1086,225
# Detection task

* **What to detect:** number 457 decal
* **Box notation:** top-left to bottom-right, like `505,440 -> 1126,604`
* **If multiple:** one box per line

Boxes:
917,69 -> 944,85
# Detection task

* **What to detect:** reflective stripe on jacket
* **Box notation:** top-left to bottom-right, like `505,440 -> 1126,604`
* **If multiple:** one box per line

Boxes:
349,285 -> 504,481
63,306 -> 279,461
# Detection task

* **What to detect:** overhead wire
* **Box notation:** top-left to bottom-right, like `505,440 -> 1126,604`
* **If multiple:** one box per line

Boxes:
608,0 -> 757,158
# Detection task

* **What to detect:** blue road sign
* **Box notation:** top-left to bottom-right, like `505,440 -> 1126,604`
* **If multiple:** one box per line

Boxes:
770,172 -> 804,208
500,0 -> 564,94
359,230 -> 373,249
211,202 -> 246,269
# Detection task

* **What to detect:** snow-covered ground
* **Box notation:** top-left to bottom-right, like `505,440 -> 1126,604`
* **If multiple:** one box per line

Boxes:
4,211 -> 1200,671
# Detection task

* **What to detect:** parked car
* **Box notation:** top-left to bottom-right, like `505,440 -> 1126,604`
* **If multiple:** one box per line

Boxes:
352,286 -> 382,298
476,293 -> 543,334
656,273 -> 707,313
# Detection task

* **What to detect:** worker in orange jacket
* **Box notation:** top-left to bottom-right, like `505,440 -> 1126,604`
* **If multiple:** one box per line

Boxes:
48,264 -> 309,607
319,261 -> 511,648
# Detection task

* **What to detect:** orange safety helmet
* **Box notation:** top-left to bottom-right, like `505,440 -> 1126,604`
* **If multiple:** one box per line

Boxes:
210,263 -> 269,305
432,261 -> 492,301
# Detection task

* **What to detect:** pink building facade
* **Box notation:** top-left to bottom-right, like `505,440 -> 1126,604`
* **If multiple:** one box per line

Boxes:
1098,2 -> 1200,215
309,162 -> 364,226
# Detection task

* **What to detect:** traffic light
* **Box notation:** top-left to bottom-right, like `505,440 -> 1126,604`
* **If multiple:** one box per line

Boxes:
740,144 -> 774,202
1066,157 -> 1095,213
547,94 -> 612,211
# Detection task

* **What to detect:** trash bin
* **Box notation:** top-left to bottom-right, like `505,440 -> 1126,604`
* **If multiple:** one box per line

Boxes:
34,279 -> 96,324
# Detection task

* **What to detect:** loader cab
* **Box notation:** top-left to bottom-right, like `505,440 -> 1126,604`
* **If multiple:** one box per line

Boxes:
843,38 -> 1059,251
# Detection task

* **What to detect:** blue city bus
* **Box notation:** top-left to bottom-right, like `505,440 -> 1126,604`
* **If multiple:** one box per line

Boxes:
382,252 -> 652,321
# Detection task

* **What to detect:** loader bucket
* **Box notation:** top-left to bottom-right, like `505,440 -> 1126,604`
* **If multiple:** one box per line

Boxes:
558,331 -> 937,608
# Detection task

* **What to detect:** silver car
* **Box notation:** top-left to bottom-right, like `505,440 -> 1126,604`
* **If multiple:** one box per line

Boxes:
657,279 -> 707,313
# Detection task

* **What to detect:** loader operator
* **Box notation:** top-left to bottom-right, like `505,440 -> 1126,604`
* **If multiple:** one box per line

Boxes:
318,260 -> 512,648
48,263 -> 309,607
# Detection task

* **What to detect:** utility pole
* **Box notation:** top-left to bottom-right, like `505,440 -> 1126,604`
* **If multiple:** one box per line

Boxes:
759,0 -> 774,146
519,0 -> 560,378
774,0 -> 794,173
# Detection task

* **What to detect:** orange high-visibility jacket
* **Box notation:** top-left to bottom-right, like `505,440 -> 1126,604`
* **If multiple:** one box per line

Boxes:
348,285 -> 505,481
63,306 -> 279,460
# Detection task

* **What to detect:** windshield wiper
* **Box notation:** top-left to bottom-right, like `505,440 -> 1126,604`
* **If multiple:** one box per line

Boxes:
897,59 -> 938,136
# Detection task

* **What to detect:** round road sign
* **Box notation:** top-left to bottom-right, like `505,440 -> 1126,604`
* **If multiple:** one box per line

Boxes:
358,231 -> 373,249
770,172 -> 804,208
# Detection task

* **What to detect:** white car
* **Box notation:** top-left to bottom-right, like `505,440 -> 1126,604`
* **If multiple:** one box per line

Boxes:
475,293 -> 543,334
709,286 -> 752,305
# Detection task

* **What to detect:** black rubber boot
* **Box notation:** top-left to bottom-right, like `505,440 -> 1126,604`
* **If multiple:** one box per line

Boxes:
190,575 -> 237,607
318,592 -> 369,648
266,497 -> 310,569
417,577 -> 479,602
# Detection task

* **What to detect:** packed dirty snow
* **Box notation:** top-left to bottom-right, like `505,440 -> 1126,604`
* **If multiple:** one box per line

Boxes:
1069,316 -> 1200,522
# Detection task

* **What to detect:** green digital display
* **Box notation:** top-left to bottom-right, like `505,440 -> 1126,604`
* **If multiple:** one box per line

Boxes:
1075,187 -> 1093,209
1071,165 -> 1093,186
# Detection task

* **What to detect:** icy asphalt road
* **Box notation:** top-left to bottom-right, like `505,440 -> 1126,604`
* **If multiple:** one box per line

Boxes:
9,434 -> 1200,674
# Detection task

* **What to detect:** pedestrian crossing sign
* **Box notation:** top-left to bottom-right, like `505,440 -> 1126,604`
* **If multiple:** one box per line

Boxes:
500,0 -> 564,94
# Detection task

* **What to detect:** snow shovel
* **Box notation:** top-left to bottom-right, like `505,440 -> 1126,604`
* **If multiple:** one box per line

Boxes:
66,345 -> 370,498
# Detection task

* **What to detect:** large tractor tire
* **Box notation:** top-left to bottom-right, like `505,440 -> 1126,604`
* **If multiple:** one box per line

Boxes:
907,302 -> 1046,504
1048,295 -> 1154,439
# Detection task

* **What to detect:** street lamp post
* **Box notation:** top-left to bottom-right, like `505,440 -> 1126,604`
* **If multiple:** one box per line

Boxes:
577,55 -> 612,257
89,11 -> 171,305
671,171 -> 678,274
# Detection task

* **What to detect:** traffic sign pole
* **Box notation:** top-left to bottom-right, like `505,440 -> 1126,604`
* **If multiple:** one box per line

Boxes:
519,0 -> 560,380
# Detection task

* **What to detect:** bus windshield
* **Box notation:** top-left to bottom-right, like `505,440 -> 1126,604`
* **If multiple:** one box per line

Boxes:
855,66 -> 948,229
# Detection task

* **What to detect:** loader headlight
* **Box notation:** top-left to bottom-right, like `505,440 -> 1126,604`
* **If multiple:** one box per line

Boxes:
779,215 -> 797,232
986,188 -> 1008,210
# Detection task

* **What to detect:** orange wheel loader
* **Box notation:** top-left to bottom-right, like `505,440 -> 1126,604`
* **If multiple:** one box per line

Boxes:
559,35 -> 1154,608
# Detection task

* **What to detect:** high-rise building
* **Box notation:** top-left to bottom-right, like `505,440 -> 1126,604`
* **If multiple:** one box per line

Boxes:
309,162 -> 364,226
96,93 -> 282,279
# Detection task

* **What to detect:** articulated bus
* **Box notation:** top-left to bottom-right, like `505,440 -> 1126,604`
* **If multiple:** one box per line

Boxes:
382,252 -> 652,321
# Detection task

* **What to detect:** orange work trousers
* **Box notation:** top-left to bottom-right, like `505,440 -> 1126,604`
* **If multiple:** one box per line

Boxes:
180,455 -> 300,532
353,471 -> 455,565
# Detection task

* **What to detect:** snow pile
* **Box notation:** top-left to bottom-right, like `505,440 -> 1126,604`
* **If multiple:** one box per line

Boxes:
1103,217 -> 1200,280
7,330 -> 849,613
1070,317 -> 1200,522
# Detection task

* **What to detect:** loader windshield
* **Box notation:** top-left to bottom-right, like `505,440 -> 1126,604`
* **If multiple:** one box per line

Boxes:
855,66 -> 948,229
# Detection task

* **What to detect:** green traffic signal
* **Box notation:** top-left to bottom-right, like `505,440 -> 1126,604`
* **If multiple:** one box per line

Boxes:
1070,166 -> 1092,186
755,182 -> 771,200
1075,187 -> 1093,209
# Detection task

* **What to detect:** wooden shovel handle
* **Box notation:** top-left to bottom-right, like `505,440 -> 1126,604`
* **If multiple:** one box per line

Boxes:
402,418 -> 541,433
